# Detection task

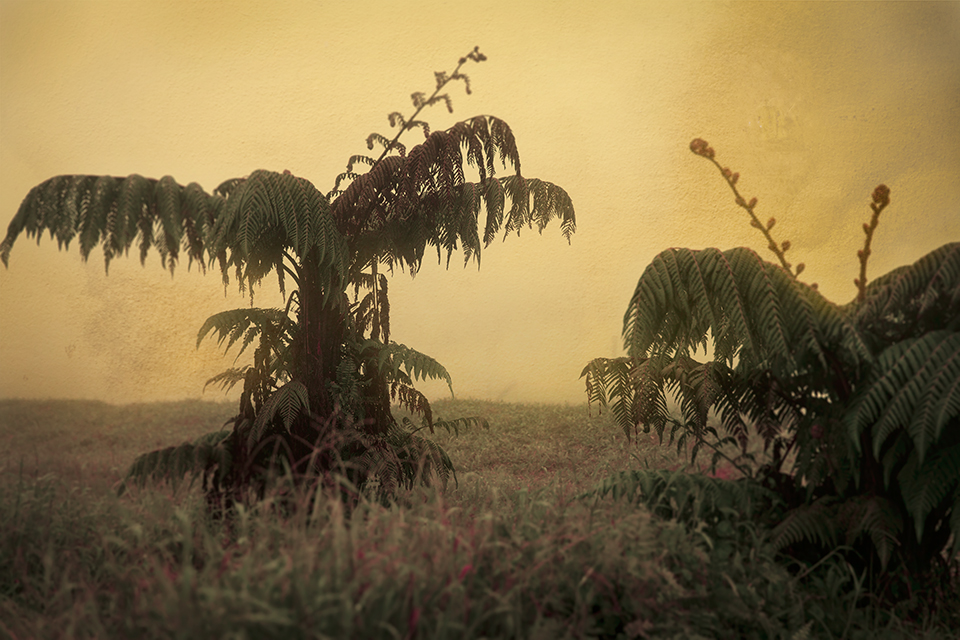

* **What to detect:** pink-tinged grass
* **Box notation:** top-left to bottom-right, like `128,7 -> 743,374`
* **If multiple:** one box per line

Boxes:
2,399 -> 956,639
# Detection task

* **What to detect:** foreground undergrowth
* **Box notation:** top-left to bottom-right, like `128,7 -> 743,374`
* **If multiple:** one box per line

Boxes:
2,399 -> 957,639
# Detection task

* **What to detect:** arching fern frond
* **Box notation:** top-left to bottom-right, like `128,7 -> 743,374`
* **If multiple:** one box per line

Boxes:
771,497 -> 840,552
215,170 -> 348,297
854,242 -> 960,346
431,415 -> 490,436
837,494 -> 903,570
330,115 -> 575,273
118,428 -> 232,496
196,307 -> 295,362
581,357 -> 645,438
203,367 -> 249,394
896,441 -> 960,541
392,381 -> 434,427
847,331 -> 960,461
248,379 -> 310,447
1,174 -> 222,273
1,169 -> 351,299
623,247 -> 868,379
366,340 -> 455,396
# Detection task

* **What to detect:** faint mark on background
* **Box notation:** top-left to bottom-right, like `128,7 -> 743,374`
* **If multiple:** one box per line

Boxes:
752,101 -> 800,143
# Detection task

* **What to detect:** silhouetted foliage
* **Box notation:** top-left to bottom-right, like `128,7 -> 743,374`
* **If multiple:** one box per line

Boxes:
2,47 -> 576,511
584,138 -> 958,605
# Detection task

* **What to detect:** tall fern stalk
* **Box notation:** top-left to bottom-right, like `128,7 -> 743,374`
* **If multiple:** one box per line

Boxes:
1,47 -> 576,509
584,139 -> 958,595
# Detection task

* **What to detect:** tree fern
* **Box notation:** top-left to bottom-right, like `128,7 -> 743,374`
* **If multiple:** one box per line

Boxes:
2,48 -> 575,511
588,137 -> 959,592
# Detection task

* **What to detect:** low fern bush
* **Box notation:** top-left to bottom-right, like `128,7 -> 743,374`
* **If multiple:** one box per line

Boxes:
582,138 -> 959,613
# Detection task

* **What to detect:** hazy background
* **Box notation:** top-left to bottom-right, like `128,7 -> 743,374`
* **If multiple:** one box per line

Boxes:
1,0 -> 958,406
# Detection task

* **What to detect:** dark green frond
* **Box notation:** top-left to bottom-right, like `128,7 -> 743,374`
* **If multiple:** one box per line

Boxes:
855,242 -> 960,345
846,331 -> 960,461
369,340 -> 454,397
249,380 -> 310,446
1,174 -> 222,272
623,247 -> 868,378
392,382 -> 434,427
897,442 -> 960,541
118,429 -> 231,496
771,498 -> 840,552
580,357 -> 645,438
215,170 -> 348,295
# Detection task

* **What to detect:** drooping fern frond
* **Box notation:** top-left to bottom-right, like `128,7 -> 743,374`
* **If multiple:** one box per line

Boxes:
0,169 -> 351,300
202,367 -> 249,394
196,307 -> 295,362
771,497 -> 841,552
214,169 -> 349,298
838,494 -> 903,570
246,379 -> 311,447
368,340 -> 455,396
846,331 -> 960,462
661,356 -> 747,444
330,116 -> 575,273
392,381 -> 434,427
0,174 -> 221,273
581,357 -> 645,438
430,415 -> 490,436
896,441 -> 960,542
623,247 -> 869,379
118,428 -> 232,496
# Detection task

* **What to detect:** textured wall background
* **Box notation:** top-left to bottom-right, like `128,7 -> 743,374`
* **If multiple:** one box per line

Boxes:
1,1 -> 958,404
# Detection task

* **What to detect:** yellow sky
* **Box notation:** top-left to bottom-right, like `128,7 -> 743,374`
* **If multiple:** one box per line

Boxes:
1,1 -> 958,405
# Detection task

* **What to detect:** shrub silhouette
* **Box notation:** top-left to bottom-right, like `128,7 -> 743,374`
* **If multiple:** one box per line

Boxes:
1,48 -> 576,511
583,138 -> 958,600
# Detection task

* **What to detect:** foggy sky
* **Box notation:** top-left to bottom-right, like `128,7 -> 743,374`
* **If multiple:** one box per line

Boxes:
1,1 -> 958,405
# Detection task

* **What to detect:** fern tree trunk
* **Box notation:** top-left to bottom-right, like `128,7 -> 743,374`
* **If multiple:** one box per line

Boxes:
286,251 -> 396,474
287,250 -> 350,472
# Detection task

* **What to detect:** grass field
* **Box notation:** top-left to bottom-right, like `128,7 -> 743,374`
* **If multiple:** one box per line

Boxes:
1,398 -> 956,639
